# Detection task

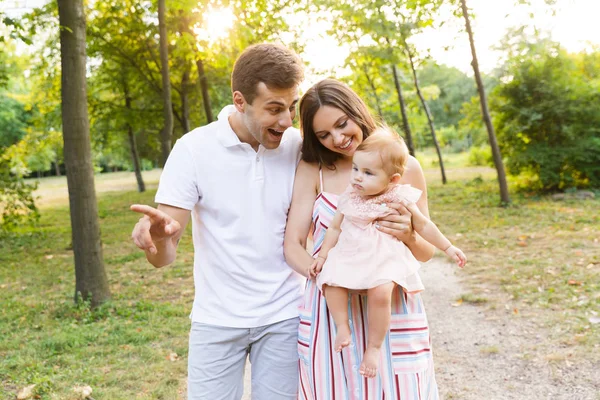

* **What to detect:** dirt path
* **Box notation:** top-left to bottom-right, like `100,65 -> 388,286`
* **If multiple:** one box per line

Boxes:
420,259 -> 598,400
214,259 -> 599,399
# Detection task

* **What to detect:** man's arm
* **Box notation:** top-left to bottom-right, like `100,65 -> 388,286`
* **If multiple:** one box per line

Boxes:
131,204 -> 191,268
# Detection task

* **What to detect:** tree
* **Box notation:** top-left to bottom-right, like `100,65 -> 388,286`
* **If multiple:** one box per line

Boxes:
401,37 -> 446,183
494,43 -> 600,190
57,0 -> 110,307
158,0 -> 174,165
460,0 -> 510,204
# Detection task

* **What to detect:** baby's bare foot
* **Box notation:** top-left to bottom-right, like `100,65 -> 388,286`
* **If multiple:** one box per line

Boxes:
359,347 -> 380,378
334,324 -> 351,352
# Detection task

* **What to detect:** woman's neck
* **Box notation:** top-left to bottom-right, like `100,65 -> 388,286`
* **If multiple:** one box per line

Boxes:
334,156 -> 353,171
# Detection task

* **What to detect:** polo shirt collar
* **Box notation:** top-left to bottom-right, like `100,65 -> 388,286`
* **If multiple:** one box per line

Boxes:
217,105 -> 244,148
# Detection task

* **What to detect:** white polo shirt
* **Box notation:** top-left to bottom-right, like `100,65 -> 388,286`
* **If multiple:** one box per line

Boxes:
155,106 -> 304,328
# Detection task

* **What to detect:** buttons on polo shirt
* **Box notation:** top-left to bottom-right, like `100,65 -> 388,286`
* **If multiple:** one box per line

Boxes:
253,149 -> 264,181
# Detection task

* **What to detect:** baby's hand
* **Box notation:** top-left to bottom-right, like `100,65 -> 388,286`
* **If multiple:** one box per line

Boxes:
445,245 -> 467,268
308,256 -> 326,278
400,199 -> 420,215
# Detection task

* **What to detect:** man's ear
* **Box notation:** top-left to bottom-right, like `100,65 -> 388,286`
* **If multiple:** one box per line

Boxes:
232,91 -> 246,113
390,173 -> 402,185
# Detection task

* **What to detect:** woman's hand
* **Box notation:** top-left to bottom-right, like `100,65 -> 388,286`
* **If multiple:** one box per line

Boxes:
375,202 -> 415,243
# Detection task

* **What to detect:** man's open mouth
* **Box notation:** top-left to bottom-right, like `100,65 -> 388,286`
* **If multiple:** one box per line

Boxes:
268,128 -> 284,138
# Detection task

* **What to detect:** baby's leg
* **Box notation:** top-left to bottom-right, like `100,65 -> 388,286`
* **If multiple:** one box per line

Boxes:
323,285 -> 351,352
360,282 -> 395,378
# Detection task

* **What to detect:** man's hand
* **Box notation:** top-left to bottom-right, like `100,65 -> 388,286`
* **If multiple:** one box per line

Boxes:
308,256 -> 326,279
375,202 -> 414,243
130,204 -> 182,255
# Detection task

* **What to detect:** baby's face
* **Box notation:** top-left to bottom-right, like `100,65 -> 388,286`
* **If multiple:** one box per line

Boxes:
350,151 -> 391,197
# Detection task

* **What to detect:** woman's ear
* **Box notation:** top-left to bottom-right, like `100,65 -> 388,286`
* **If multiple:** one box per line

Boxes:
232,91 -> 246,113
390,173 -> 402,184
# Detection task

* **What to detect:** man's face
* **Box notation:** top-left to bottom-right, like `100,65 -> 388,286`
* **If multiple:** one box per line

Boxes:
239,82 -> 299,150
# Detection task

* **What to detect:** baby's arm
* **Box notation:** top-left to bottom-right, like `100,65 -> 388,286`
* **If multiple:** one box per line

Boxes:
402,200 -> 467,268
309,210 -> 344,277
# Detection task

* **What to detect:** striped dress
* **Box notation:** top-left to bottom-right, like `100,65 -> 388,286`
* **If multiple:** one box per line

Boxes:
298,170 -> 439,400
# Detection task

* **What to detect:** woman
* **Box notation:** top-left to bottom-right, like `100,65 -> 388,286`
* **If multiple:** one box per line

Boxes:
284,79 -> 439,399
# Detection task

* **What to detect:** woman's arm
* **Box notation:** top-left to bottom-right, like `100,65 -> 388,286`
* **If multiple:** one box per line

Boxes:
376,156 -> 435,262
283,161 -> 320,277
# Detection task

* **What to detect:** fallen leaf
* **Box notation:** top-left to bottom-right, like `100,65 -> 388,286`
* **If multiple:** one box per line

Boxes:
73,385 -> 93,399
568,280 -> 583,286
546,269 -> 557,276
17,384 -> 36,400
167,352 -> 178,361
586,263 -> 595,270
44,255 -> 54,260
513,308 -> 519,314
517,235 -> 528,241
565,359 -> 572,367
517,241 -> 528,247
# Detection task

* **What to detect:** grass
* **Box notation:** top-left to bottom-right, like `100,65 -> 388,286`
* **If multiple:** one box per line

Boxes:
1,171 -> 193,399
479,346 -> 500,355
1,155 -> 599,398
456,293 -> 489,305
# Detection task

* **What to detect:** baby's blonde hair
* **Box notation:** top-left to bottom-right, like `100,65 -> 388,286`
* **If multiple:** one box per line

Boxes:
355,127 -> 409,176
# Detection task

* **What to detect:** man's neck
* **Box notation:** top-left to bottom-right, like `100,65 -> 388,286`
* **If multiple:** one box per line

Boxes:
228,112 -> 259,151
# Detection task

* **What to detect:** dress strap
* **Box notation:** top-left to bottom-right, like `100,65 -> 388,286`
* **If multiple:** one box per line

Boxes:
319,166 -> 324,194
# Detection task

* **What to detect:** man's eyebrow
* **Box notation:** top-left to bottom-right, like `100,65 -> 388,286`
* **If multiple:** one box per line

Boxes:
265,100 -> 286,107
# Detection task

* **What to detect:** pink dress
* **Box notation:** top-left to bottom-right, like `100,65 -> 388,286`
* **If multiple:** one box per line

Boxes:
317,184 -> 424,293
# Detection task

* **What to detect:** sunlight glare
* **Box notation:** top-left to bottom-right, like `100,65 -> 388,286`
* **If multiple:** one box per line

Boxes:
193,6 -> 236,44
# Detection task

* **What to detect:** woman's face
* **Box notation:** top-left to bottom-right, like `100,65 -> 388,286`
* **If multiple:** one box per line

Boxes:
312,105 -> 363,158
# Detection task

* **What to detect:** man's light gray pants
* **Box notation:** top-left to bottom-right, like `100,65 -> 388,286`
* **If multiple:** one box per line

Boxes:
187,317 -> 299,400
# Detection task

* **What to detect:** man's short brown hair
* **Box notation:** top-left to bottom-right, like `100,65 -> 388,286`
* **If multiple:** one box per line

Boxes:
231,43 -> 304,104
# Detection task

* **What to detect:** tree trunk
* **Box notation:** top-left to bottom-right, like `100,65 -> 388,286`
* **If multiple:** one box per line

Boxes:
391,64 -> 415,156
196,58 -> 213,123
403,41 -> 447,184
460,0 -> 510,204
123,80 -> 145,193
181,68 -> 191,133
158,0 -> 173,166
362,63 -> 384,119
54,160 -> 61,176
57,0 -> 110,308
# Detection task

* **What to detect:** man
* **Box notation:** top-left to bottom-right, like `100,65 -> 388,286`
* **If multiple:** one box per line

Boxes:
131,43 -> 304,399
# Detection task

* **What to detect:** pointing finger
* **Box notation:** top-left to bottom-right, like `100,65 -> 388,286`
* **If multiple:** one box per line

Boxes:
130,204 -> 166,221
